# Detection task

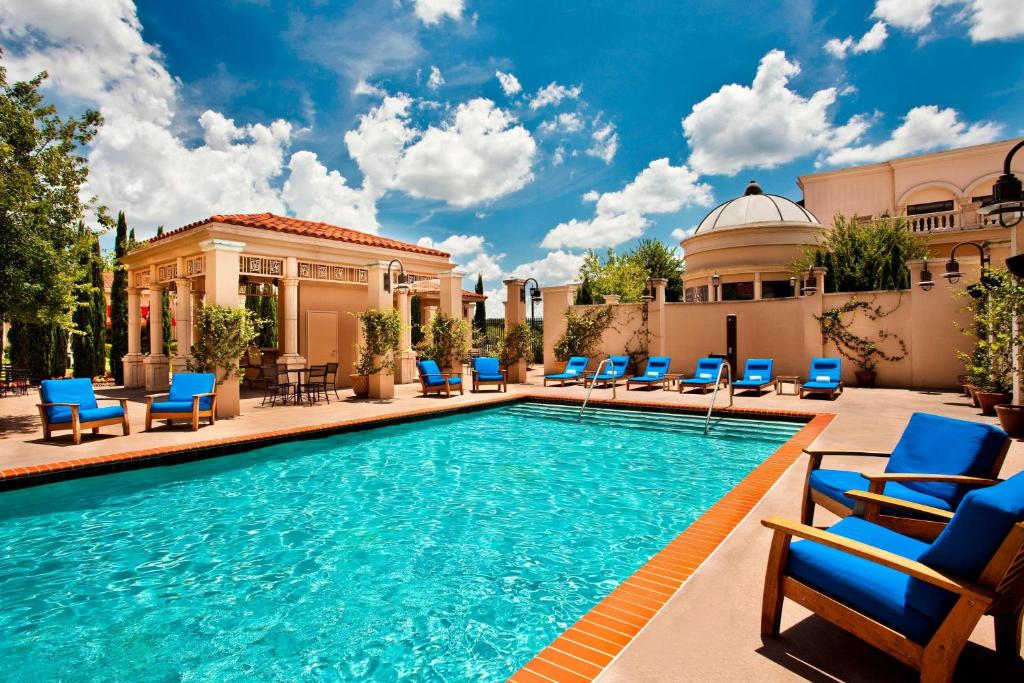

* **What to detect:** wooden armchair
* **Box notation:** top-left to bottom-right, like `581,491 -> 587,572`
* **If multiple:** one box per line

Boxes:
416,359 -> 464,397
37,378 -> 130,445
145,372 -> 218,431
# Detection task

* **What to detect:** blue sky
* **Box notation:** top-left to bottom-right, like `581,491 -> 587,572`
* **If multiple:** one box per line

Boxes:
1,0 -> 1022,312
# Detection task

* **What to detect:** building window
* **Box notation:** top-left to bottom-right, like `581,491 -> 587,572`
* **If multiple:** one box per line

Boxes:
721,282 -> 754,301
761,280 -> 794,299
684,285 -> 708,303
907,200 -> 954,215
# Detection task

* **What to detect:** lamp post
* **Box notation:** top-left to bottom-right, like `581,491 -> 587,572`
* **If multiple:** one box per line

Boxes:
942,241 -> 990,287
522,277 -> 541,322
384,259 -> 409,293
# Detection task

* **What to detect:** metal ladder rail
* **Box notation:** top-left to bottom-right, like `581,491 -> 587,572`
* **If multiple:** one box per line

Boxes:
579,358 -> 615,419
703,361 -> 733,434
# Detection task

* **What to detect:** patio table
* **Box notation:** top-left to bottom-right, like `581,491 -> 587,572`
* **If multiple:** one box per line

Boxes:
285,367 -> 312,405
775,375 -> 801,395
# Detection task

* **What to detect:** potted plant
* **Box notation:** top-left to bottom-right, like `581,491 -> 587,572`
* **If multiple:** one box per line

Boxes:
499,321 -> 534,382
815,299 -> 908,388
187,304 -> 260,416
553,306 -> 615,372
425,313 -> 470,373
351,308 -> 402,399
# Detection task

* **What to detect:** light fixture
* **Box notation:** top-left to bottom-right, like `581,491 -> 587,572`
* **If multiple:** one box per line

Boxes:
523,277 -> 540,321
1007,253 -> 1024,278
640,277 -> 655,303
789,276 -> 797,297
384,259 -> 408,292
977,139 -> 1024,228
801,268 -> 816,295
943,241 -> 991,287
918,260 -> 934,291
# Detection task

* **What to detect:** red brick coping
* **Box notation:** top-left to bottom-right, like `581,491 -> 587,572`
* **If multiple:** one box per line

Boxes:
509,410 -> 834,683
0,394 -> 831,682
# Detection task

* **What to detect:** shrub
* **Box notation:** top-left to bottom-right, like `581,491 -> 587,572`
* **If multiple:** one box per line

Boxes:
425,313 -> 470,369
553,306 -> 614,361
499,321 -> 534,368
187,304 -> 260,383
815,298 -> 907,373
353,308 -> 402,375
956,267 -> 1020,394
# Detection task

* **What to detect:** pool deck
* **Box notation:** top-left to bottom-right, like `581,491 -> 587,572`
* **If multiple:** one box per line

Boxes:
1,371 -> 1022,681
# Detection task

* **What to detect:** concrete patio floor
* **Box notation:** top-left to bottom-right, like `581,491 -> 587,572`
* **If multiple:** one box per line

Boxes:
1,369 -> 1021,681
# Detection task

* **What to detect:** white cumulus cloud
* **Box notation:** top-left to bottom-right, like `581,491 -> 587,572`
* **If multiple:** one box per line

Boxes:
683,49 -> 868,176
509,250 -> 586,287
417,234 -> 486,256
282,151 -> 379,231
538,112 -> 585,135
587,122 -> 619,164
873,0 -> 1024,42
411,0 -> 464,25
427,65 -> 445,90
495,70 -> 522,96
541,158 -> 713,249
530,81 -> 582,110
825,21 -> 889,58
825,105 -> 1003,166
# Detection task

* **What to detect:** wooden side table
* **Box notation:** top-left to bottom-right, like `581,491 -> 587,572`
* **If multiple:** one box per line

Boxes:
776,375 -> 801,395
661,373 -> 683,391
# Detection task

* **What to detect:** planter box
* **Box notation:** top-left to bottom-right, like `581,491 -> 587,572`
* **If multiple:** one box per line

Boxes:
976,391 -> 1011,417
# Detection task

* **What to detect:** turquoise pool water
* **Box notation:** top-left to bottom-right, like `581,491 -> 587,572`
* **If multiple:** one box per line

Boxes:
0,402 -> 801,681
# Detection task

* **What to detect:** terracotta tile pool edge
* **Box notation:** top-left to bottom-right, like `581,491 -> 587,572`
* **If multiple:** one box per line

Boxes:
508,411 -> 834,683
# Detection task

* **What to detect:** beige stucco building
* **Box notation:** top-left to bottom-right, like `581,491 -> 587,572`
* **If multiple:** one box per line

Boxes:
120,213 -> 482,416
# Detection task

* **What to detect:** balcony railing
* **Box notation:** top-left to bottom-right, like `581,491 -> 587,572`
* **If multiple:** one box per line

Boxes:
907,210 -> 958,233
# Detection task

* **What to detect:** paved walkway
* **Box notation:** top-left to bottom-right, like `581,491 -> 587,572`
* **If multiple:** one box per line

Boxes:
1,371 -> 1021,680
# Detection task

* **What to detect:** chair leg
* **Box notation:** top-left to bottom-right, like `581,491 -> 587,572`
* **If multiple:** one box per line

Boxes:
146,411 -> 152,432
122,413 -> 131,436
994,609 -> 1023,656
72,420 -> 81,446
761,531 -> 790,638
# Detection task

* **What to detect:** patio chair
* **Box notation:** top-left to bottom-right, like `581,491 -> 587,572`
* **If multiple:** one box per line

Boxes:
417,360 -> 463,397
761,471 -> 1024,682
731,358 -> 775,395
585,355 -> 631,388
325,362 -> 342,400
145,372 -> 217,431
37,378 -> 130,445
626,356 -> 672,390
802,412 -> 1010,539
679,357 -> 726,393
471,357 -> 507,392
543,356 -> 590,387
303,365 -> 330,404
262,366 -> 295,406
800,357 -> 843,400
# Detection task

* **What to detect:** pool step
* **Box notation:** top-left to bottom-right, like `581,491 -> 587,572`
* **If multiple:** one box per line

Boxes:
502,402 -> 802,441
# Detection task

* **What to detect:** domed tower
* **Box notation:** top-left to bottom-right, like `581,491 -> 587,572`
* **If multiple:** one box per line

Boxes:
680,181 -> 824,302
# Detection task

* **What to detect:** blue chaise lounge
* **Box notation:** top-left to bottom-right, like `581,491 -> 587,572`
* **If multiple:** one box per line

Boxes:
544,356 -> 589,386
471,357 -> 507,392
145,372 -> 218,431
762,471 -> 1024,681
679,357 -> 726,394
417,359 -> 463,397
626,356 -> 672,390
731,358 -> 775,395
801,357 -> 843,399
585,355 -> 630,388
37,378 -> 130,445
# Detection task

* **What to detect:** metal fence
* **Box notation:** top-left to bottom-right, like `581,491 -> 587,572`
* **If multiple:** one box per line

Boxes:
473,318 -> 544,363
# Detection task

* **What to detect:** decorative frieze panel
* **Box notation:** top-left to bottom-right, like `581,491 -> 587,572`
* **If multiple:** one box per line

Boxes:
133,270 -> 151,288
239,255 -> 284,277
297,261 -> 368,284
186,256 -> 205,277
157,262 -> 178,283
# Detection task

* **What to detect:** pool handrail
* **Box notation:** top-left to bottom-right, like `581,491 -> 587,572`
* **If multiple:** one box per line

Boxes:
704,361 -> 733,434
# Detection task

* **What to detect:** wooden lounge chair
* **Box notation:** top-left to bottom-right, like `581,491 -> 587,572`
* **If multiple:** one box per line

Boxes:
802,412 -> 1010,540
417,359 -> 463,397
762,471 -> 1024,682
679,357 -> 727,393
37,378 -> 130,445
145,372 -> 218,431
626,356 -> 672,390
584,355 -> 631,388
544,356 -> 589,386
471,357 -> 507,392
800,357 -> 843,399
731,358 -> 775,395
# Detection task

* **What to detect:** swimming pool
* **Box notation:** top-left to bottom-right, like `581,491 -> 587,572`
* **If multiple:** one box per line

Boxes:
0,402 -> 802,681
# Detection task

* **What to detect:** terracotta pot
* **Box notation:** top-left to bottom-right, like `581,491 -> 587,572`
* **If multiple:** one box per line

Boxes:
967,385 -> 980,408
854,370 -> 876,387
995,404 -> 1024,437
350,374 -> 370,398
975,391 -> 1011,417
957,374 -> 970,396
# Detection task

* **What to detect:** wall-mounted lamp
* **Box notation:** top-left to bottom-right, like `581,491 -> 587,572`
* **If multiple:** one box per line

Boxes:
977,139 -> 1024,228
801,269 -> 816,295
918,260 -> 934,291
943,242 -> 990,286
788,275 -> 797,297
384,259 -> 409,292
523,277 -> 541,320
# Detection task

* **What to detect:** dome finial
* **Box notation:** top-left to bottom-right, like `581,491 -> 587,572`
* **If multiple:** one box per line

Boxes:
744,180 -> 763,196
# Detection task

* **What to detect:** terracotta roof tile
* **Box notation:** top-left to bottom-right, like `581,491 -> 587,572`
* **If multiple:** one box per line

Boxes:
142,213 -> 449,258
462,290 -> 487,301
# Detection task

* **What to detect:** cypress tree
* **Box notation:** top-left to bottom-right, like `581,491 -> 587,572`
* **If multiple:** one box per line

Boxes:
575,276 -> 595,305
473,274 -> 487,333
91,239 -> 106,375
259,290 -> 278,348
109,212 -> 129,384
71,225 -> 97,378
9,321 -> 67,381
155,227 -> 171,355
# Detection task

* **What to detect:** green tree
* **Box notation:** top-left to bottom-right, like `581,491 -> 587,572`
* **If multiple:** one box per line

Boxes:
109,211 -> 129,384
8,321 -> 68,381
627,238 -> 685,301
90,237 -> 106,374
578,249 -> 648,302
71,226 -> 105,378
0,56 -> 105,329
473,274 -> 487,333
574,275 -> 596,305
153,226 -> 172,356
791,215 -> 927,293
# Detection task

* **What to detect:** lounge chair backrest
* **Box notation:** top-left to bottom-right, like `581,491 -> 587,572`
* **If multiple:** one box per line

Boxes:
906,471 -> 1024,623
644,356 -> 671,377
885,412 -> 1009,505
695,357 -> 723,380
474,357 -> 500,375
609,355 -> 629,375
417,359 -> 441,378
169,372 -> 216,410
743,358 -> 773,382
40,378 -> 98,422
565,356 -> 589,375
809,357 -> 841,383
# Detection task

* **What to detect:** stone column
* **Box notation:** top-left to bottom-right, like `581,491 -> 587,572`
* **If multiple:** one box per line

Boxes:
122,280 -> 145,388
540,284 -> 578,373
199,238 -> 245,417
394,287 -> 416,384
363,261 -> 396,399
438,271 -> 468,379
171,260 -> 191,373
709,276 -> 717,303
648,278 -> 668,359
191,287 -> 203,345
144,271 -> 170,391
504,278 -> 527,383
753,272 -> 762,301
276,256 -> 306,373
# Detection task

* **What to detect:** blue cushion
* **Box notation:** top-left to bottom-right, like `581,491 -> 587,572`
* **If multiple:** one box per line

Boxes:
150,401 -> 197,414
733,379 -> 772,388
473,357 -> 501,376
168,373 -> 216,410
741,358 -> 773,383
885,413 -> 1007,505
78,406 -> 124,424
593,355 -> 629,380
809,469 -> 954,514
417,360 -> 441,378
641,356 -> 671,379
40,378 -> 99,423
809,357 -> 841,383
802,380 -> 840,390
630,376 -> 663,383
423,375 -> 461,387
476,374 -> 504,382
686,358 -> 722,383
907,472 -> 1024,623
788,517 -> 939,643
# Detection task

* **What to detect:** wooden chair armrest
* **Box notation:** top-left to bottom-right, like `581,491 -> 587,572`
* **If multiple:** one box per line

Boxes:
191,392 -> 218,398
761,516 -> 993,602
863,473 -> 1000,487
802,448 -> 892,458
36,402 -> 81,407
844,490 -> 955,521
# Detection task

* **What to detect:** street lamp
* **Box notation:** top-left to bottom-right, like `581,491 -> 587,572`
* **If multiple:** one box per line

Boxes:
523,277 -> 541,321
711,272 -> 720,301
977,139 -> 1024,228
918,260 -> 934,291
789,275 -> 797,297
943,242 -> 990,285
384,259 -> 409,292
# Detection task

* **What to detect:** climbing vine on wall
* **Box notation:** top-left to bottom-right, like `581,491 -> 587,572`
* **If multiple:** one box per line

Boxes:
815,297 -> 908,372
